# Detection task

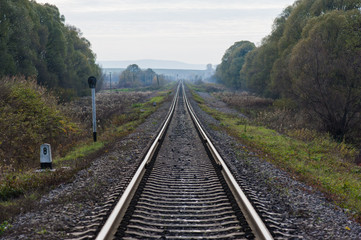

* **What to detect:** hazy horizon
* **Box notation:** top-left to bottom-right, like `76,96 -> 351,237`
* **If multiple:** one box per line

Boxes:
36,0 -> 296,65
98,59 -> 212,70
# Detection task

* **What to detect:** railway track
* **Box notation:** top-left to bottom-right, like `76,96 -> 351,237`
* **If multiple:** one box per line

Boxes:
95,82 -> 273,239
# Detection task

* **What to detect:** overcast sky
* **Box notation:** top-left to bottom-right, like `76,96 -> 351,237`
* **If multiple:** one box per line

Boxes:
35,0 -> 295,65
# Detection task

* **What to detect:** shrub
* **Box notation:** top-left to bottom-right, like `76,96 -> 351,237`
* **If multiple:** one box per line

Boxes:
0,76 -> 79,170
273,98 -> 298,110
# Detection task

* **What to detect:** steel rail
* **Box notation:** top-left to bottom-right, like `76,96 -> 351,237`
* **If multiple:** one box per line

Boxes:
182,82 -> 273,240
95,83 -> 180,240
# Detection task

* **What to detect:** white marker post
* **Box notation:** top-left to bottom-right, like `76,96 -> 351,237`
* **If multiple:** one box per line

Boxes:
88,76 -> 97,142
40,143 -> 52,169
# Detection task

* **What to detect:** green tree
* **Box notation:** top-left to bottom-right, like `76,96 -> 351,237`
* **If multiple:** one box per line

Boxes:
143,68 -> 156,86
119,64 -> 142,88
289,10 -> 361,140
0,0 -> 102,101
118,65 -> 165,88
241,43 -> 278,96
216,41 -> 255,89
220,0 -> 361,141
270,0 -> 361,98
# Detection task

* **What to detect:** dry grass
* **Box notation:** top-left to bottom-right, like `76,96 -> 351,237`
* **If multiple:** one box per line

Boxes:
60,91 -> 152,131
213,91 -> 317,134
214,92 -> 273,108
254,108 -> 316,133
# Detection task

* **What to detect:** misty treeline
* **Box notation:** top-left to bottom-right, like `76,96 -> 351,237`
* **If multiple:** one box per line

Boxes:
216,0 -> 361,142
0,0 -> 102,101
118,64 -> 168,88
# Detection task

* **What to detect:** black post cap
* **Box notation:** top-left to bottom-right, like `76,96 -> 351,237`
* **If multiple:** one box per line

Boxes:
88,76 -> 97,88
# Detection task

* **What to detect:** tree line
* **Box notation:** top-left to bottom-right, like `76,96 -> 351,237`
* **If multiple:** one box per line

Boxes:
215,0 -> 361,141
0,0 -> 102,101
118,64 -> 168,88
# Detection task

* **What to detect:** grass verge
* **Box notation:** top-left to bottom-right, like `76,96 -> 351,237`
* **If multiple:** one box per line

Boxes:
189,86 -> 361,223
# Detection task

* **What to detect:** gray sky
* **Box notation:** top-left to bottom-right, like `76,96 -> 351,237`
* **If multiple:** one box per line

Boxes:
36,0 -> 295,65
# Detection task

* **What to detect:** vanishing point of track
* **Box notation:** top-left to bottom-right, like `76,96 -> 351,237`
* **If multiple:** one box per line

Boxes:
95,82 -> 273,240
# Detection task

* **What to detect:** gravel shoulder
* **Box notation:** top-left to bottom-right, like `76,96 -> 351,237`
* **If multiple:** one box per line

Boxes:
187,88 -> 361,239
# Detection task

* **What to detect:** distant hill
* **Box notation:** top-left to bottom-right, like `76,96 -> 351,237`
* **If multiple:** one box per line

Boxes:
98,59 -> 207,70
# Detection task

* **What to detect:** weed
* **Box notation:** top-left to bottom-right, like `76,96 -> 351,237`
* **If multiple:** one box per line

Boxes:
0,221 -> 11,235
56,141 -> 105,164
36,227 -> 48,234
132,103 -> 143,108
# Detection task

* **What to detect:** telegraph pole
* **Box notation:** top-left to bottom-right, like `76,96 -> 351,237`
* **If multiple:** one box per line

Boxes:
109,72 -> 112,91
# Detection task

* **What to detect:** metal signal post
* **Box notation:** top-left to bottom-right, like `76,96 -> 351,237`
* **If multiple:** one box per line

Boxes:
88,76 -> 97,142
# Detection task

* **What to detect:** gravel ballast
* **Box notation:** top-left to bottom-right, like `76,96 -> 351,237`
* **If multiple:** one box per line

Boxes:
2,85 -> 361,239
